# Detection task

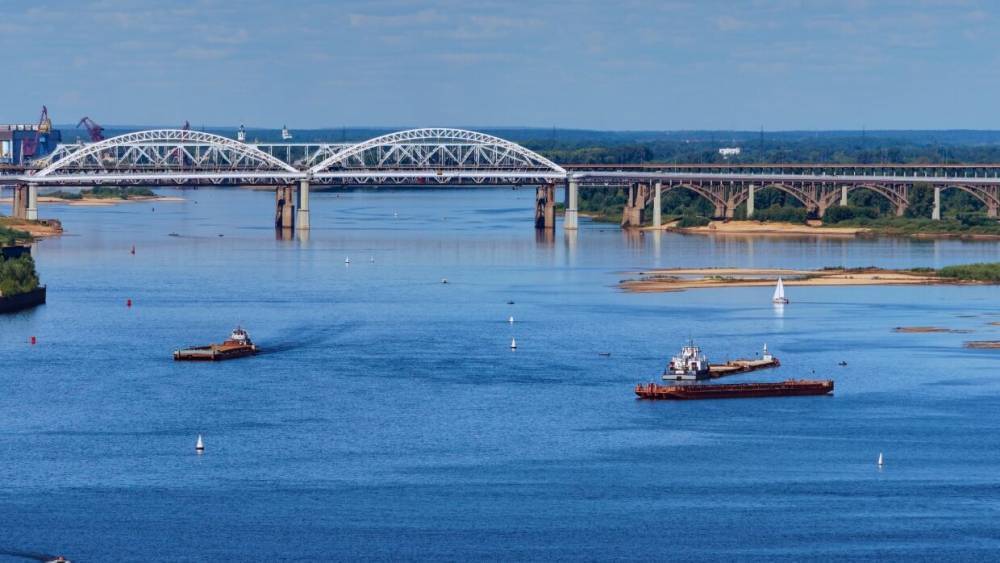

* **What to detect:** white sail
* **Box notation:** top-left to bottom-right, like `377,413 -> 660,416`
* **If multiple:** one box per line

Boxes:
510,338 -> 517,349
196,434 -> 204,453
877,452 -> 883,466
772,277 -> 788,304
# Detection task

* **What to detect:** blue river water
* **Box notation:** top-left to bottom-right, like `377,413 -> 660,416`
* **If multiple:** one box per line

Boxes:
2,187 -> 1000,561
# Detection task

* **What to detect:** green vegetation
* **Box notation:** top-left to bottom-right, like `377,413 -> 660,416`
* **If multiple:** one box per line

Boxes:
937,263 -> 1000,282
46,187 -> 156,200
823,213 -> 1000,236
0,254 -> 40,296
0,225 -> 32,246
676,214 -> 711,228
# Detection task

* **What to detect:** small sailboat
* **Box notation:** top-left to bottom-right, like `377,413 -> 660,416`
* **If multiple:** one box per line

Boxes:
441,278 -> 448,284
130,245 -> 135,255
772,277 -> 789,304
344,256 -> 350,264
196,434 -> 205,454
877,452 -> 884,467
370,256 -> 375,263
508,316 -> 514,324
510,338 -> 517,350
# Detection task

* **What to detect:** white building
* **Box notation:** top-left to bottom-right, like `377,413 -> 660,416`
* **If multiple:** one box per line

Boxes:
718,147 -> 741,158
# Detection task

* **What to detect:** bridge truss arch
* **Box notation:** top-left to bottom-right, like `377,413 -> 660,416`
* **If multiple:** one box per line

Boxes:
308,128 -> 567,184
33,129 -> 301,185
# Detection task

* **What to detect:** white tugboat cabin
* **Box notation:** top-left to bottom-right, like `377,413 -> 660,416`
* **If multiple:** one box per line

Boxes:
664,341 -> 711,380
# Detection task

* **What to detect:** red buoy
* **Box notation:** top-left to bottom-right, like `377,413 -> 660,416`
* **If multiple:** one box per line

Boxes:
127,299 -> 132,307
30,336 -> 36,345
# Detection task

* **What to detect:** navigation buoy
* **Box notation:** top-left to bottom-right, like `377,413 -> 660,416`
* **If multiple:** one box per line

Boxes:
196,434 -> 205,454
30,336 -> 36,345
126,298 -> 132,307
344,257 -> 350,264
508,316 -> 514,324
877,452 -> 884,467
510,338 -> 517,350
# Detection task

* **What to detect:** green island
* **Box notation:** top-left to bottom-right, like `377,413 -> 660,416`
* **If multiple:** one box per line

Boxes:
45,186 -> 157,200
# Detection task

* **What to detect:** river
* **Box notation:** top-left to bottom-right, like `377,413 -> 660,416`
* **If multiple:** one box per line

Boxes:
2,187 -> 999,561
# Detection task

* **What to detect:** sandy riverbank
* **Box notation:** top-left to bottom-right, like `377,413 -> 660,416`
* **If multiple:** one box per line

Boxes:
647,220 -> 868,237
620,267 -> 976,293
0,217 -> 63,238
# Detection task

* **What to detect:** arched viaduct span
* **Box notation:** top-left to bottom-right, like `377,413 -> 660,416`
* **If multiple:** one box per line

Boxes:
5,127 -> 999,228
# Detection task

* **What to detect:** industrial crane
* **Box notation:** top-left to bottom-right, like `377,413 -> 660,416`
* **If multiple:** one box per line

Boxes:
77,117 -> 105,142
21,105 -> 52,158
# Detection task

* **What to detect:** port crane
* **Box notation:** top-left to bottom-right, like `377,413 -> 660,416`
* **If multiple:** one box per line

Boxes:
77,117 -> 105,142
21,105 -> 52,158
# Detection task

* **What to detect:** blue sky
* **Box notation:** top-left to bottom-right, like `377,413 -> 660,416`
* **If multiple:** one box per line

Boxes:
1,0 -> 995,130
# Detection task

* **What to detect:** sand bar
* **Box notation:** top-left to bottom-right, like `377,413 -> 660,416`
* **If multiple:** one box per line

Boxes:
621,267 -> 977,292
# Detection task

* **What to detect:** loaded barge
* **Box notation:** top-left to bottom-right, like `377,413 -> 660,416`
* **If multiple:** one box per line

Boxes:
173,327 -> 258,361
663,342 -> 780,381
635,379 -> 834,400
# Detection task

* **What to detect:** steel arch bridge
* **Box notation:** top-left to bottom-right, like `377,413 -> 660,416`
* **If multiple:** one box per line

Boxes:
32,129 -> 301,185
4,126 -> 1000,227
307,128 -> 567,184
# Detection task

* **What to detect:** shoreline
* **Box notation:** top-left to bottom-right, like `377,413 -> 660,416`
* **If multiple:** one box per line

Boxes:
620,267 -> 981,293
0,195 -> 183,207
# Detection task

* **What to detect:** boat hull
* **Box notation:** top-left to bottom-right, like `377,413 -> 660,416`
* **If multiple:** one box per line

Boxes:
636,380 -> 833,400
173,344 -> 257,361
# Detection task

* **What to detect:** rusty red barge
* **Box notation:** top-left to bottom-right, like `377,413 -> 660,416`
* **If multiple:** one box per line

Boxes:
635,379 -> 834,400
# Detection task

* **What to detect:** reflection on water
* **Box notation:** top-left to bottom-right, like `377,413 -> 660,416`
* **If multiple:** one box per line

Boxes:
2,187 -> 1000,560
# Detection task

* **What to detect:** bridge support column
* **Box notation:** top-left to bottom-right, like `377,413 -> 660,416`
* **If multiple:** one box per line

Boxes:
275,185 -> 295,230
535,183 -> 555,230
621,184 -> 648,228
296,179 -> 311,230
565,178 -> 579,230
11,184 -> 27,219
932,186 -> 941,220
988,202 -> 998,218
653,181 -> 662,228
747,185 -> 755,219
26,183 -> 38,221
840,185 -> 848,207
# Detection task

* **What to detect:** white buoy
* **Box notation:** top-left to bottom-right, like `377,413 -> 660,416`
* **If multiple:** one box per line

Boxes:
344,257 -> 350,264
195,434 -> 204,454
510,337 -> 517,350
508,316 -> 514,324
877,452 -> 884,467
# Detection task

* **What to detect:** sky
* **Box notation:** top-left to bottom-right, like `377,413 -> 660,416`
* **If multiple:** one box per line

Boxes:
1,0 -> 997,130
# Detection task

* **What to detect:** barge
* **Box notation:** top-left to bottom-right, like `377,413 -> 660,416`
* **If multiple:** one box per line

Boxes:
636,379 -> 834,400
173,326 -> 258,361
662,342 -> 780,381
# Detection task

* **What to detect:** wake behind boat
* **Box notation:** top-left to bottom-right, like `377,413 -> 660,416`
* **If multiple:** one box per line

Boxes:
173,326 -> 258,361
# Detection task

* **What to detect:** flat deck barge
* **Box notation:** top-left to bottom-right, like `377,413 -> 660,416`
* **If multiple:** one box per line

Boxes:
174,326 -> 258,361
636,379 -> 834,400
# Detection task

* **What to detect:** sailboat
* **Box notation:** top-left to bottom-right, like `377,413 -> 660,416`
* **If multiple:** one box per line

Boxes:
772,277 -> 789,304
877,452 -> 884,467
510,338 -> 517,350
196,434 -> 205,454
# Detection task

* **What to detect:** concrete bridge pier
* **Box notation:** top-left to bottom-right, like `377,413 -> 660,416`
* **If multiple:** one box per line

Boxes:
840,186 -> 849,207
621,183 -> 649,228
535,183 -> 556,230
653,181 -> 662,228
746,185 -> 755,218
11,184 -> 27,219
565,178 -> 579,230
26,184 -> 38,220
275,185 -> 296,230
932,186 -> 941,220
296,179 -> 311,230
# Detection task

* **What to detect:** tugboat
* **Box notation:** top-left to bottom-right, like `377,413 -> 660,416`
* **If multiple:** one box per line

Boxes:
173,326 -> 258,361
663,341 -> 710,380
